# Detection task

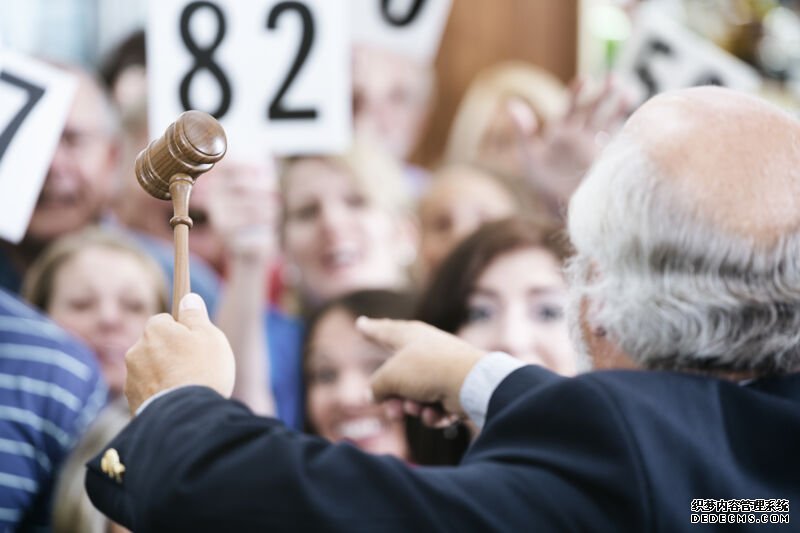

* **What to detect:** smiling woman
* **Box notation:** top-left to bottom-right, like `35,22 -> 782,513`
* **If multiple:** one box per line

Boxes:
304,290 -> 414,458
279,139 -> 417,308
303,289 -> 467,464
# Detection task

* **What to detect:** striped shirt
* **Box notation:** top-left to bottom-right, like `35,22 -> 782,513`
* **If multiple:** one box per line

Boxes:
0,289 -> 106,532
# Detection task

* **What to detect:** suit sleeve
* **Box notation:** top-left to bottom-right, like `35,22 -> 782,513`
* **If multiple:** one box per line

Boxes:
86,374 -> 651,532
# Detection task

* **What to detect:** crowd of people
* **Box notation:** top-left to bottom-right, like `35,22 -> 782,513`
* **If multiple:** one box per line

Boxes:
1,11 -> 798,532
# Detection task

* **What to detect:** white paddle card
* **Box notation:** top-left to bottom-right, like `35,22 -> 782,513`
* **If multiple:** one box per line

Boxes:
147,0 -> 351,156
351,0 -> 452,64
0,51 -> 76,243
615,3 -> 761,104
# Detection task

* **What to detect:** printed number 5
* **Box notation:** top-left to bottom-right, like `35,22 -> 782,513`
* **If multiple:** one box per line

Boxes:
634,38 -> 672,100
0,72 -> 46,163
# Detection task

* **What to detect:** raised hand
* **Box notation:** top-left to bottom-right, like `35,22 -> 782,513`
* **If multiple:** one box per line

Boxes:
125,293 -> 235,414
514,75 -> 632,212
207,157 -> 281,416
206,158 -> 281,262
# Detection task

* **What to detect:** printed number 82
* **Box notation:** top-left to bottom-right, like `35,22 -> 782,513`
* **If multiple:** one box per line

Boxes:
179,0 -> 317,121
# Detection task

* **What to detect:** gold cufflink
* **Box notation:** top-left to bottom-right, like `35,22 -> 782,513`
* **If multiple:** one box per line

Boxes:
101,448 -> 126,483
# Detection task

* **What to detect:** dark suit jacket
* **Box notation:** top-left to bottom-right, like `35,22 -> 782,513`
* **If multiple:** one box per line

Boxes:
85,367 -> 799,531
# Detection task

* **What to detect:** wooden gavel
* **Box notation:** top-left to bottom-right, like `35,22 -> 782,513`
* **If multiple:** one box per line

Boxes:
135,111 -> 227,317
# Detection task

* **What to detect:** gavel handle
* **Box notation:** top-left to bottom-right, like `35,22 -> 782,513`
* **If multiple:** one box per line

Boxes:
169,174 -> 194,318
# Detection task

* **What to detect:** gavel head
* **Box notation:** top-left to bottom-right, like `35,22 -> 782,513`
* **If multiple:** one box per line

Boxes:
135,110 -> 227,200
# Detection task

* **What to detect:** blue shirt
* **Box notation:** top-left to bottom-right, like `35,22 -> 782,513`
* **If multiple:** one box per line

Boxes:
265,309 -> 304,430
0,289 -> 107,531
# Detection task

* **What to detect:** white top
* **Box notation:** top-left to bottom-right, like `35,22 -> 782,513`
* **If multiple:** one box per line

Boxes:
459,352 -> 524,429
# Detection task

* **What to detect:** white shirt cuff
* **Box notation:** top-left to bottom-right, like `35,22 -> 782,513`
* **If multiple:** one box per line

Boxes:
459,352 -> 524,429
135,386 -> 191,416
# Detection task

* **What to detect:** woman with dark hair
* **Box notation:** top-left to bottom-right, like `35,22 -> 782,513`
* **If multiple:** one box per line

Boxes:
418,216 -> 579,375
303,289 -> 468,465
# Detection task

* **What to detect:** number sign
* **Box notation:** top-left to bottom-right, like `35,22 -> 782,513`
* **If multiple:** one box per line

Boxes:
351,0 -> 452,64
614,3 -> 761,104
147,0 -> 350,156
0,51 -> 76,243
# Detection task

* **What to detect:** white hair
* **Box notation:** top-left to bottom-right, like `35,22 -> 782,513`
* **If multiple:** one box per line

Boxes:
566,132 -> 800,374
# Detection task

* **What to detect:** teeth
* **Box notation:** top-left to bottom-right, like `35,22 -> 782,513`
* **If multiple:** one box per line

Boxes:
337,417 -> 383,440
331,251 -> 354,266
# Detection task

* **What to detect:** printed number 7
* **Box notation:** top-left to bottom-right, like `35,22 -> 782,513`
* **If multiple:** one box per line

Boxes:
0,72 -> 46,163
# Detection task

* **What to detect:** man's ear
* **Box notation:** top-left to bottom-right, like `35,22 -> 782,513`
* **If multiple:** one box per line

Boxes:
589,329 -> 637,370
578,262 -> 638,371
580,298 -> 637,371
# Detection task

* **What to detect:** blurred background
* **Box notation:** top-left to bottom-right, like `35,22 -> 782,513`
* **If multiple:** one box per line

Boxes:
4,0 -> 799,167
3,5 -> 800,531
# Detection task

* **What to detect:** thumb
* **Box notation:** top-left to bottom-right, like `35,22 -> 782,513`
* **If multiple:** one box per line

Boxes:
178,293 -> 210,330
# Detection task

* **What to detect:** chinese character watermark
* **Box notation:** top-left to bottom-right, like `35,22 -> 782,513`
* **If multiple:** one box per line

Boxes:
690,499 -> 790,525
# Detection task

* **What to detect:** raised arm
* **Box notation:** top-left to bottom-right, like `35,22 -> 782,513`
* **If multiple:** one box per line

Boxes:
208,159 -> 280,416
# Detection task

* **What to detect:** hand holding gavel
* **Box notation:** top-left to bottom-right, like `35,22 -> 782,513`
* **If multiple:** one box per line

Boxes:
135,111 -> 227,317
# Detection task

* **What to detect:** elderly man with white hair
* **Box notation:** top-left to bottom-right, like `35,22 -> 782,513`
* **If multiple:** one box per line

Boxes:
86,86 -> 799,532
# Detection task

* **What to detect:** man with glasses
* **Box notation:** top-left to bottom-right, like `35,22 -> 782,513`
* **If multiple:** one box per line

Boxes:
0,65 -> 120,293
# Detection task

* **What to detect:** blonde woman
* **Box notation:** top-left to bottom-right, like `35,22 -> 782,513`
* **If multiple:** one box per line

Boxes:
23,228 -> 168,398
280,139 -> 418,306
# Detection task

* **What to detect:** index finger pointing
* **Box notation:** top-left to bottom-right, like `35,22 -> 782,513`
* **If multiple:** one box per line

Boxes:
356,316 -> 417,351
